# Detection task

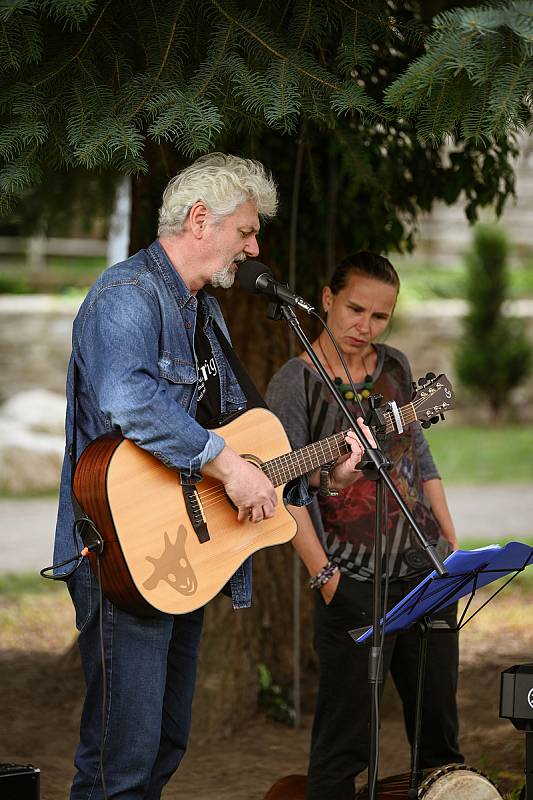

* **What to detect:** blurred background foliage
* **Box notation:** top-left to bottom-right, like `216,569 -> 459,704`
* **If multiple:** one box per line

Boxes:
455,224 -> 532,417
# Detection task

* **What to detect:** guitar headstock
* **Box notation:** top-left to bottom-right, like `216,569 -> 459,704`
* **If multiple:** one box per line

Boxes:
411,373 -> 456,428
374,373 -> 456,435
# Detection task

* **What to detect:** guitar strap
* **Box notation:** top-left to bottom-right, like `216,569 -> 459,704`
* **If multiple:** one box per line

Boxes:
212,320 -> 267,411
69,359 -> 85,520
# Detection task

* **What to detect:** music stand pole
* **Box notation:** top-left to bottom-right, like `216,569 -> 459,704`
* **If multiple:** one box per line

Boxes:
407,618 -> 431,799
367,477 -> 386,795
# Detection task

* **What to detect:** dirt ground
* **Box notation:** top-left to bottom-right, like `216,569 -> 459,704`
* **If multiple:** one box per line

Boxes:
1,585 -> 531,799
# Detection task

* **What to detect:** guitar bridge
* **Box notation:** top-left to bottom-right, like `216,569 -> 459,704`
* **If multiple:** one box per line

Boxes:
181,484 -> 210,544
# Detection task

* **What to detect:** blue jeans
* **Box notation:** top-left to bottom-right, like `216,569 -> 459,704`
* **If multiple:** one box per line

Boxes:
67,559 -> 204,799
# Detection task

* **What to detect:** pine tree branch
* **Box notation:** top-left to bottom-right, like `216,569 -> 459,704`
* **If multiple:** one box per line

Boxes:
127,1 -> 186,119
33,0 -> 113,88
489,58 -> 530,131
297,0 -> 312,50
425,81 -> 449,142
192,22 -> 234,101
333,0 -> 388,29
208,0 -> 340,92
149,0 -> 163,54
1,20 -> 16,69
353,9 -> 359,63
274,1 -> 292,34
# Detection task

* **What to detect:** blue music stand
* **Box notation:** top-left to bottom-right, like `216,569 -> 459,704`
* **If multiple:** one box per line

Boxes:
356,541 -> 533,643
353,541 -> 533,799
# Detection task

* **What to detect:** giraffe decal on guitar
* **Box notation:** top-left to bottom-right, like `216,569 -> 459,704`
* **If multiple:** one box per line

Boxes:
143,526 -> 198,596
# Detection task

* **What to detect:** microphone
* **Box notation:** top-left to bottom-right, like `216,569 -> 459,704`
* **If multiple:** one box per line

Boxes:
238,260 -> 315,314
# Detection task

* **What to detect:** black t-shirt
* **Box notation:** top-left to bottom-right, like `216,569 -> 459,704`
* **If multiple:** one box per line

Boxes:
194,310 -> 221,426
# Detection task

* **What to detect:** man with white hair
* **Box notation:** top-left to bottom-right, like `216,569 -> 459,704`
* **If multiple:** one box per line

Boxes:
53,152 -> 365,799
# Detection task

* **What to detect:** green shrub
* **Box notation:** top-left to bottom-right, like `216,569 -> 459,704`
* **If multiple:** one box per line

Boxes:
258,664 -> 295,725
455,224 -> 531,419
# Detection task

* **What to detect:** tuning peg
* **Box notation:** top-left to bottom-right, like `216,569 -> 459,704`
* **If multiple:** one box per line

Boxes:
421,420 -> 431,429
425,371 -> 436,382
418,377 -> 428,387
440,413 -> 445,422
430,416 -> 439,425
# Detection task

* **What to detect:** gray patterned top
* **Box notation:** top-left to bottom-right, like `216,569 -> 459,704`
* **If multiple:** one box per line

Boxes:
266,344 -> 451,581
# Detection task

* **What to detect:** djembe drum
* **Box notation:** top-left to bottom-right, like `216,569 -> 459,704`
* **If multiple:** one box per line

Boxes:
263,765 -> 503,799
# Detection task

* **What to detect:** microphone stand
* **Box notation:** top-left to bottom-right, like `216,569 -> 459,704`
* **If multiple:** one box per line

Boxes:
268,300 -> 447,800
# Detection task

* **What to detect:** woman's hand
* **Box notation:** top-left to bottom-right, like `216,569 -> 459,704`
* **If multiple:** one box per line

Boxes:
330,417 -> 376,490
320,569 -> 340,605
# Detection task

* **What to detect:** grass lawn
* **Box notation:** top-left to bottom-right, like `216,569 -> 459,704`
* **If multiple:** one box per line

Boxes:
0,571 -> 65,596
0,255 -> 105,293
425,424 -> 533,484
395,260 -> 533,302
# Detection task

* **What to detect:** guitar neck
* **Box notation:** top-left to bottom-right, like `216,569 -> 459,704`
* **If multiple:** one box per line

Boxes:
261,430 -> 349,487
261,401 -> 418,488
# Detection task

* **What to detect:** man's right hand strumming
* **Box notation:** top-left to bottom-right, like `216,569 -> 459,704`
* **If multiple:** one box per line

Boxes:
202,445 -> 278,523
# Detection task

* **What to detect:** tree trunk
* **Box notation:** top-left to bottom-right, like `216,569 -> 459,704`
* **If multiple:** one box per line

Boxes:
128,141 -> 182,255
191,288 -> 320,740
191,545 -> 318,743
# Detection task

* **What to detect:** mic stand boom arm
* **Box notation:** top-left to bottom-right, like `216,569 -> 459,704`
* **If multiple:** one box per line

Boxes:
276,302 -> 447,577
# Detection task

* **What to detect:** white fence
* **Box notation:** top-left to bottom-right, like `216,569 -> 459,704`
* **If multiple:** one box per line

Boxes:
0,235 -> 107,270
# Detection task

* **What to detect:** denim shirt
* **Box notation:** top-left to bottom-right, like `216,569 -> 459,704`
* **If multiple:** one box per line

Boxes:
54,240 -> 310,609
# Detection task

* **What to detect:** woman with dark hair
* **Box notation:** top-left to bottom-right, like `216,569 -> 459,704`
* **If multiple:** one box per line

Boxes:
266,252 -> 463,800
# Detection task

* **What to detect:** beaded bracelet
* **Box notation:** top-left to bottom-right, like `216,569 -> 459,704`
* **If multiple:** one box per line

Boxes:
309,560 -> 339,590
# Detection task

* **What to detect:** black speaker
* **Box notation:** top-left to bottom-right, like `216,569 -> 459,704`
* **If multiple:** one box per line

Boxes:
501,664 -> 533,800
0,763 -> 40,799
500,663 -> 533,730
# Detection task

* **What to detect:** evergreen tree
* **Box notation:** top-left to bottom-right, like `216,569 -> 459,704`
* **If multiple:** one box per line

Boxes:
455,223 -> 532,419
0,0 -> 530,277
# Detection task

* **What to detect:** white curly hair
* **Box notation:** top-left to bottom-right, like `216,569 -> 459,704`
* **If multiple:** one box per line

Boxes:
157,152 -> 278,236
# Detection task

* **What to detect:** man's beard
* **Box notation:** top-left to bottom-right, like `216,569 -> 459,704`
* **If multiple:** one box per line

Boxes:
210,255 -> 245,289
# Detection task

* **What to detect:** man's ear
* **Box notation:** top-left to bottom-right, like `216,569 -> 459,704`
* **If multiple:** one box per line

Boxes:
188,202 -> 209,238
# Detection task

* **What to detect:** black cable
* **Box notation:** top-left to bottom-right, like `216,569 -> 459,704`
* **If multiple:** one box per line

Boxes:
95,556 -> 109,800
41,517 -> 107,797
39,552 -> 83,580
310,311 -> 368,422
40,517 -> 101,580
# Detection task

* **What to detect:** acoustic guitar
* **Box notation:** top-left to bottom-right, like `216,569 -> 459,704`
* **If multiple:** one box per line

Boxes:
73,373 -> 454,616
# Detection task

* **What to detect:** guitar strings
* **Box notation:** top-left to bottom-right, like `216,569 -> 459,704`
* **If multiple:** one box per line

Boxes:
196,392 -> 447,504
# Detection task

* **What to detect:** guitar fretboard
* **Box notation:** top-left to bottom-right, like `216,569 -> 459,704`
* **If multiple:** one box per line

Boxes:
262,431 -> 348,486
261,402 -> 418,487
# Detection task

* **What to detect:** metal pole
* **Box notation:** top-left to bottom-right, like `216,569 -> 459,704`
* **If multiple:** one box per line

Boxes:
289,126 -> 305,729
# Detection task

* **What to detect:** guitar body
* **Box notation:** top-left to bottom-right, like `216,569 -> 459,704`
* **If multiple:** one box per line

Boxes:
73,407 -> 297,616
263,775 -> 307,799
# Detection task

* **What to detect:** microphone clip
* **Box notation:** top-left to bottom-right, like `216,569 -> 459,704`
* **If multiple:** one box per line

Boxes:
266,298 -> 287,321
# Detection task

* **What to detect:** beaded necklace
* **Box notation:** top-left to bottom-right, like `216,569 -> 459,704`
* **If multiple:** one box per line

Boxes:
317,336 -> 374,403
